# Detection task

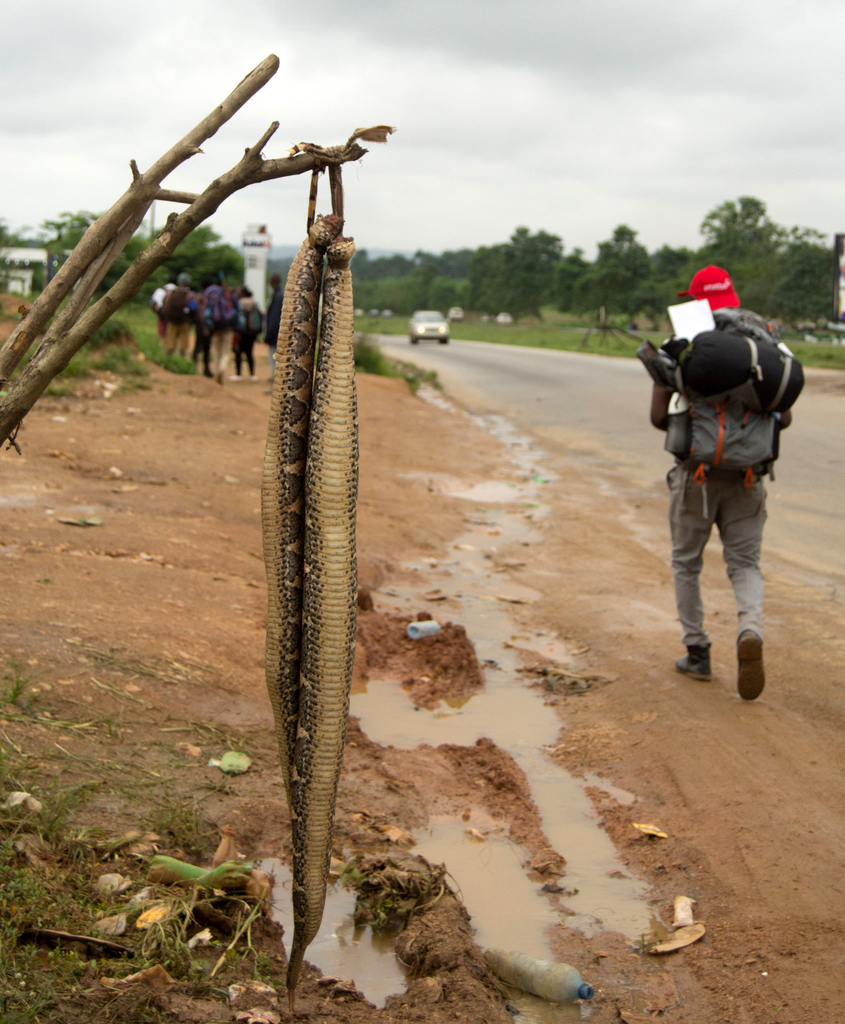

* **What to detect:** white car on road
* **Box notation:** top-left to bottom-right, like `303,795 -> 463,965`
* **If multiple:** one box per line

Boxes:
409,310 -> 450,344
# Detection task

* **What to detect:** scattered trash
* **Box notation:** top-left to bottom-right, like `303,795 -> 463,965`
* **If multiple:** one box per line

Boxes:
374,823 -> 416,847
146,854 -> 269,907
175,741 -> 202,758
94,914 -> 128,937
57,516 -> 103,527
117,831 -> 161,858
108,466 -> 123,478
128,887 -> 154,904
14,835 -> 51,868
5,791 -> 43,813
135,903 -> 172,930
407,620 -> 441,640
422,589 -> 448,601
673,896 -> 696,929
235,1012 -> 280,1024
102,964 -> 177,993
224,475 -> 240,484
228,980 -> 279,1012
633,823 -> 668,839
208,751 -> 251,775
649,922 -> 706,954
485,948 -> 594,1002
96,873 -> 132,895
465,827 -> 487,843
213,826 -> 238,867
244,869 -> 272,907
187,927 -> 213,949
532,475 -> 550,484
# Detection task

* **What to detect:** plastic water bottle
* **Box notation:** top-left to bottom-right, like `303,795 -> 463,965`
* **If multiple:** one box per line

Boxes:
484,948 -> 594,1002
406,620 -> 441,640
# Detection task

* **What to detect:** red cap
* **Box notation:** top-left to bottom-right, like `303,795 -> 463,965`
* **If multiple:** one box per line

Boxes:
677,265 -> 740,310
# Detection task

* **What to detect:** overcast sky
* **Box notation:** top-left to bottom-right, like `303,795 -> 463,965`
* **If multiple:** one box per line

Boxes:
2,0 -> 843,259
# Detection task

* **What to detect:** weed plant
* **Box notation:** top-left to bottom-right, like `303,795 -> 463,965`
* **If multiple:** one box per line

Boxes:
354,333 -> 438,393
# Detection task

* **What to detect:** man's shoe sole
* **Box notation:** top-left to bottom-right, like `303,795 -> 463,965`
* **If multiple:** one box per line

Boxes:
737,632 -> 765,700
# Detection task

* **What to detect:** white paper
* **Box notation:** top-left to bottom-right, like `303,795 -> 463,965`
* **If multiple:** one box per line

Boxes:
667,299 -> 715,340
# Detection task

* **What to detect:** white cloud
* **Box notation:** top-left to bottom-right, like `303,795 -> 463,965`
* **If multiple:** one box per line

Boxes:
2,0 -> 844,258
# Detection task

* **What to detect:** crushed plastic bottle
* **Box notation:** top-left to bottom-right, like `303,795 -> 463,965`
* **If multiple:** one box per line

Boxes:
406,620 -> 441,639
484,948 -> 594,1003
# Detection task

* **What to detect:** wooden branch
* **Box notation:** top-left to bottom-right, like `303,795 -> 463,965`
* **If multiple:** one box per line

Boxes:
0,54 -> 280,383
153,189 -> 201,204
0,123 -> 386,446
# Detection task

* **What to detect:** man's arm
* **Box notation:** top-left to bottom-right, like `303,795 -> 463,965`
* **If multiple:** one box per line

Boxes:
650,385 -> 671,431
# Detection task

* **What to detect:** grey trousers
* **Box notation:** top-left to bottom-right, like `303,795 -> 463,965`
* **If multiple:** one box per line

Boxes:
668,465 -> 766,648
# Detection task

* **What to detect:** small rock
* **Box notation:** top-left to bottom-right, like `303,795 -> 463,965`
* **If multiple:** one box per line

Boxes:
96,873 -> 132,895
94,914 -> 128,937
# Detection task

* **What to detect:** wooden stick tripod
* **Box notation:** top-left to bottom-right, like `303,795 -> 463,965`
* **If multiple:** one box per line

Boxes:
579,305 -> 639,349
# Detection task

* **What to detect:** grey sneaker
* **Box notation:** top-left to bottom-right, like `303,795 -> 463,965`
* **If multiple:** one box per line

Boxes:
675,644 -> 711,680
737,630 -> 765,700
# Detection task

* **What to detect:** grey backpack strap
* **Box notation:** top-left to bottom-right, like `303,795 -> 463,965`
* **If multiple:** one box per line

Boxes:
767,354 -> 793,412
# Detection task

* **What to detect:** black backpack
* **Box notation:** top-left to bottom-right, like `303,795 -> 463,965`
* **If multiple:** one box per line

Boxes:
161,286 -> 192,325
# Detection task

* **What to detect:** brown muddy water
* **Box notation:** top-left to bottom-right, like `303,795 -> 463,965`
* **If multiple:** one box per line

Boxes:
266,406 -> 658,1018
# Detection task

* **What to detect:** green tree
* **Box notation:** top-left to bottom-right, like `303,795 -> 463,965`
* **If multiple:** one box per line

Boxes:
575,224 -> 651,314
553,248 -> 590,312
468,243 -> 509,313
768,228 -> 834,322
651,244 -> 695,282
699,196 -> 785,265
468,227 -> 562,318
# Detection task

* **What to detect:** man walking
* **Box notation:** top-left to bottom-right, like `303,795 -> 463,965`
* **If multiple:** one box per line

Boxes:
649,266 -> 792,700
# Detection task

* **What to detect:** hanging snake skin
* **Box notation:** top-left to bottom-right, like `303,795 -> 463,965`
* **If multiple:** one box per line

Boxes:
261,212 -> 358,1006
286,233 -> 358,1001
261,214 -> 341,808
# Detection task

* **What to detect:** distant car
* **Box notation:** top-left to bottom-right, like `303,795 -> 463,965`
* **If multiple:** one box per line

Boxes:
447,306 -> 464,322
354,308 -> 364,317
381,309 -> 393,318
495,312 -> 513,325
409,310 -> 449,344
367,308 -> 380,317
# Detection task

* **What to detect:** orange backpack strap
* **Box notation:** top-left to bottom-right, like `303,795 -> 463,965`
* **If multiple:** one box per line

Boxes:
744,466 -> 755,488
693,463 -> 707,486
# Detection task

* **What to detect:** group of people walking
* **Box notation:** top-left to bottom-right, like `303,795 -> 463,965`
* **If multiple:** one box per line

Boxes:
151,272 -> 283,385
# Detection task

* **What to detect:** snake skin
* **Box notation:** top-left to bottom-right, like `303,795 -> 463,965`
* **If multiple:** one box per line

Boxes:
261,215 -> 340,809
285,235 -> 359,996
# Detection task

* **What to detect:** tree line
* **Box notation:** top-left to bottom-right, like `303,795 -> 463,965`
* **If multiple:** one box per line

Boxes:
1,212 -> 243,297
351,197 -> 835,325
3,196 -> 834,325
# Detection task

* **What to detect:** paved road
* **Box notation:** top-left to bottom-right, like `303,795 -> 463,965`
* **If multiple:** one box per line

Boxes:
378,336 -> 845,580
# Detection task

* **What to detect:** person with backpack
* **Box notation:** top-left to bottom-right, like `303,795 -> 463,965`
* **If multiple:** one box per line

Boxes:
202,276 -> 239,385
264,272 -> 283,381
161,272 -> 195,358
229,287 -> 263,381
646,266 -> 798,701
191,276 -> 214,378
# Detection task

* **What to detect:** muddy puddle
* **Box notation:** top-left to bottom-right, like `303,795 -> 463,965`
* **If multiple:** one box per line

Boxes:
272,404 -> 655,1012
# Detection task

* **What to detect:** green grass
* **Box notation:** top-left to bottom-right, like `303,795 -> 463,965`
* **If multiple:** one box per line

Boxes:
117,304 -> 197,376
354,314 -> 845,369
354,333 -> 438,392
354,315 -> 659,359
